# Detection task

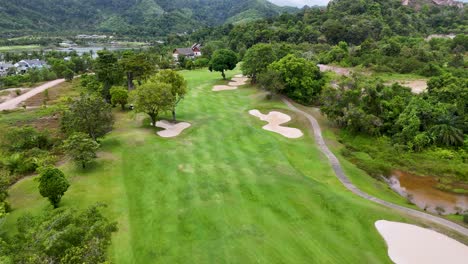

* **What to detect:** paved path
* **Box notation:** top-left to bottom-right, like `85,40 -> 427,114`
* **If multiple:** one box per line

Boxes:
282,98 -> 468,237
0,79 -> 65,111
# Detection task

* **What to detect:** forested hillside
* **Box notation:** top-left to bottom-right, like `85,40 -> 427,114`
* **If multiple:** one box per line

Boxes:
0,0 -> 295,37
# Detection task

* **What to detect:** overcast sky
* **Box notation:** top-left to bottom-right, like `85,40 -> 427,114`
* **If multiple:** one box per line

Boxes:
268,0 -> 468,7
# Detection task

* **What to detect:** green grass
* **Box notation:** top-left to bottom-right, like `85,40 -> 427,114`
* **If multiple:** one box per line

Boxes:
4,68 -> 439,263
0,45 -> 42,51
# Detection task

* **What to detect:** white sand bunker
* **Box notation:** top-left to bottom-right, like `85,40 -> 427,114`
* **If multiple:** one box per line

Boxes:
213,75 -> 249,91
155,120 -> 191,138
249,109 -> 303,139
212,85 -> 238,91
375,220 -> 468,264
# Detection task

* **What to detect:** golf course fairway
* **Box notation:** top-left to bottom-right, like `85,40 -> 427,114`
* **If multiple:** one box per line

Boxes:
6,69 -> 422,263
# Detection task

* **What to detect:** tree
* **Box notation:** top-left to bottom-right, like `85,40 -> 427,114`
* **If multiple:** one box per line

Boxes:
94,51 -> 124,101
241,43 -> 276,83
152,70 -> 188,121
119,51 -> 156,91
63,68 -> 74,81
4,205 -> 117,263
257,69 -> 285,98
209,49 -> 238,80
269,54 -> 324,104
38,167 -> 70,208
63,133 -> 100,168
61,95 -> 114,141
130,80 -> 174,126
110,86 -> 129,110
0,170 -> 11,218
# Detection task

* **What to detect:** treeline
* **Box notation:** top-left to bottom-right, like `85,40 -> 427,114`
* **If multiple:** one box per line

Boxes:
192,0 -> 466,48
321,74 -> 467,151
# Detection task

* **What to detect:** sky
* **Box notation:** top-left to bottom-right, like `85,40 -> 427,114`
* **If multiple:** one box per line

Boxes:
268,0 -> 468,8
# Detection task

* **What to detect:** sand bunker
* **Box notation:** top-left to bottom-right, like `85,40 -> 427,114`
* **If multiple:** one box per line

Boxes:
213,75 -> 249,91
155,120 -> 191,138
212,85 -> 238,91
375,220 -> 468,264
249,109 -> 303,139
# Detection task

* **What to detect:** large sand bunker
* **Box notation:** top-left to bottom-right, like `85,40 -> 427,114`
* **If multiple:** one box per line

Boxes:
213,75 -> 249,91
249,109 -> 303,139
155,120 -> 191,138
375,220 -> 468,264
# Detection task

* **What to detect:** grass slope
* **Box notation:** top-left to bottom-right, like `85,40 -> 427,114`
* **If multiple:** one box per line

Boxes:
5,69 -> 416,263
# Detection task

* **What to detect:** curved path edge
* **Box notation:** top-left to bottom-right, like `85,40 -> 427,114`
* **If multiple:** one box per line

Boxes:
0,78 -> 66,111
282,97 -> 468,237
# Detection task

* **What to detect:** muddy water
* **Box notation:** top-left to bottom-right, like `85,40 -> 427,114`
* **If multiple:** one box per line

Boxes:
387,171 -> 468,215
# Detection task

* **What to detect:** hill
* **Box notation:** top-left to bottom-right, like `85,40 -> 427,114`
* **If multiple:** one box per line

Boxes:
0,0 -> 296,37
402,0 -> 465,9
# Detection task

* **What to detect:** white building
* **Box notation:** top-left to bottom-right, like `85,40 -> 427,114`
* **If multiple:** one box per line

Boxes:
0,62 -> 14,77
14,59 -> 48,73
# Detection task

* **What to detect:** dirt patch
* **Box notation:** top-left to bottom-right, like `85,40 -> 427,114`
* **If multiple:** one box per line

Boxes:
23,81 -> 74,107
318,64 -> 351,76
387,80 -> 427,94
156,120 -> 191,138
97,151 -> 119,161
0,88 -> 32,103
375,220 -> 468,264
249,109 -> 303,139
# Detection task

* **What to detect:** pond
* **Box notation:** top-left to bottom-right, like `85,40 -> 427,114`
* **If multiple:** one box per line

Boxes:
54,46 -> 135,58
386,171 -> 468,215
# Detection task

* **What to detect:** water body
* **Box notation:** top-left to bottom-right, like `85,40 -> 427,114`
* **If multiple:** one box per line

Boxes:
387,171 -> 468,215
54,46 -> 134,58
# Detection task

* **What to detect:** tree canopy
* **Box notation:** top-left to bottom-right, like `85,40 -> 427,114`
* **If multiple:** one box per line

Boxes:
209,49 -> 238,80
61,95 -> 114,141
0,205 -> 117,263
152,70 -> 188,121
130,80 -> 174,126
38,167 -> 70,208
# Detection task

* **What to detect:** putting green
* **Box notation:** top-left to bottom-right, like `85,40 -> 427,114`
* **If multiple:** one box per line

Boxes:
6,69 -> 410,263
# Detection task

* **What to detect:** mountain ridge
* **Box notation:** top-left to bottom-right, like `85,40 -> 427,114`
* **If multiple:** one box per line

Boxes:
0,0 -> 296,37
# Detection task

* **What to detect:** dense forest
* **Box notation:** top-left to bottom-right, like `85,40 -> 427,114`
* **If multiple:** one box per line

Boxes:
0,0 -> 296,37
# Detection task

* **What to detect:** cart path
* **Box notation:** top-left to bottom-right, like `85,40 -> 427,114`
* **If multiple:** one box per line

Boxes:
0,79 -> 65,111
282,97 -> 468,237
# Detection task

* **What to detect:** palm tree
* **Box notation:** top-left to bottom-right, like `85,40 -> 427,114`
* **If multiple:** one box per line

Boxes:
429,124 -> 464,147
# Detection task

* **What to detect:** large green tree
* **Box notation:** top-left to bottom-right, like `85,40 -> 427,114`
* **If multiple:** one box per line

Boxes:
269,54 -> 324,104
119,51 -> 156,91
62,133 -> 100,168
110,86 -> 129,110
38,167 -> 70,208
61,95 -> 114,141
152,70 -> 188,121
130,80 -> 174,126
94,50 -> 124,101
1,205 -> 117,263
241,43 -> 276,83
209,49 -> 238,80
